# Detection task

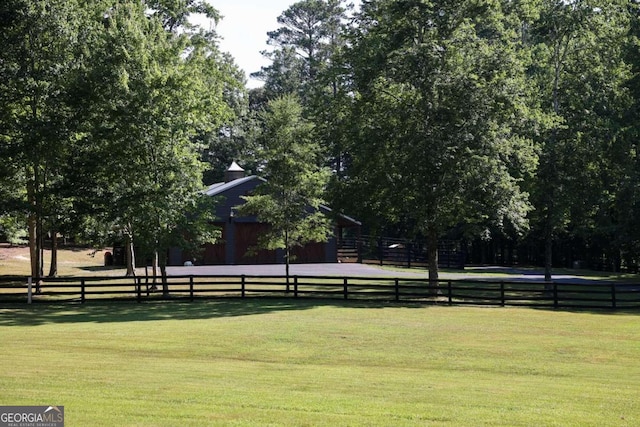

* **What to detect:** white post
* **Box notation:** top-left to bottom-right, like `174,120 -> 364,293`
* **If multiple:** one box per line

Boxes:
27,277 -> 32,304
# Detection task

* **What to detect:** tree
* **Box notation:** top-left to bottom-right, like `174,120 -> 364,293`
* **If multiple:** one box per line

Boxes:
73,0 -> 238,288
340,0 -> 537,283
255,0 -> 354,200
0,0 -> 87,282
201,56 -> 262,185
146,0 -> 221,33
252,0 -> 352,102
237,95 -> 332,285
527,0 -> 632,279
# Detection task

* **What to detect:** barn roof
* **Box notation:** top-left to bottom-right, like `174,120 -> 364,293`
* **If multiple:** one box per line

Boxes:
319,204 -> 362,227
204,174 -> 361,227
204,175 -> 265,197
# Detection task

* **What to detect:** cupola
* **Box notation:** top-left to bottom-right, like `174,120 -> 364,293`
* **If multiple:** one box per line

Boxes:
224,161 -> 245,182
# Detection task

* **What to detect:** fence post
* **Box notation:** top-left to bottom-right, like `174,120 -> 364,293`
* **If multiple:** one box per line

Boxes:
379,238 -> 383,266
136,277 -> 142,303
447,281 -> 453,305
241,275 -> 246,298
406,243 -> 411,269
189,276 -> 194,302
395,278 -> 400,302
81,279 -> 86,304
553,283 -> 559,309
500,281 -> 505,307
343,278 -> 348,300
294,276 -> 298,298
611,283 -> 617,309
27,277 -> 32,304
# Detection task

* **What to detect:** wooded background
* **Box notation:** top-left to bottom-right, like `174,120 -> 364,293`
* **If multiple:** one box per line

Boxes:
2,0 -> 640,281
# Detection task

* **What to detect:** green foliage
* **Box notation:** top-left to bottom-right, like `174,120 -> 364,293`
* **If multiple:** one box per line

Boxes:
525,0 -> 633,276
0,0 -> 88,276
68,1 -> 240,274
237,95 -> 332,270
252,0 -> 351,101
3,0 -> 640,277
338,0 -> 537,279
0,215 -> 27,245
0,0 -> 242,279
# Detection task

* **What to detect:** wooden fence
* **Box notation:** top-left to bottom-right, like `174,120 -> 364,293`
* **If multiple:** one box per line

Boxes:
338,236 -> 465,269
1,275 -> 639,310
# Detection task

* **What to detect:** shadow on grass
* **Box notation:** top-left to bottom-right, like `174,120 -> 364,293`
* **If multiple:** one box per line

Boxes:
0,298 -> 427,327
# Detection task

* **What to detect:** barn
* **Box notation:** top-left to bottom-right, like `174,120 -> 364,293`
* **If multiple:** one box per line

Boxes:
168,162 -> 361,266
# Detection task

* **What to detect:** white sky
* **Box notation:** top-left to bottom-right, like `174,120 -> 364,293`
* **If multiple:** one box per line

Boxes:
205,0 -> 303,88
201,1 -> 360,89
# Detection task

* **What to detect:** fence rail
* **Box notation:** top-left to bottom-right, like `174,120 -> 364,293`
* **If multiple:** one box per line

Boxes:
338,235 -> 465,269
1,275 -> 639,310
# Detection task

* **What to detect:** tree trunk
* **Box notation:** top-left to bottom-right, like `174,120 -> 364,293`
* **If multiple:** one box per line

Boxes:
427,227 -> 439,288
38,217 -> 44,280
125,232 -> 136,277
48,230 -> 58,278
544,231 -> 553,283
26,170 -> 43,291
159,250 -> 169,298
28,212 -> 38,280
152,251 -> 159,286
284,230 -> 290,292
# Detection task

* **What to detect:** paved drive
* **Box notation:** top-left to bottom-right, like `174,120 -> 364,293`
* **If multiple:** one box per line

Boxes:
166,263 -> 611,284
167,263 -> 421,277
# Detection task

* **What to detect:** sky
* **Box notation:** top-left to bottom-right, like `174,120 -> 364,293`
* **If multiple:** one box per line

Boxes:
204,0 -> 305,88
201,1 -> 360,89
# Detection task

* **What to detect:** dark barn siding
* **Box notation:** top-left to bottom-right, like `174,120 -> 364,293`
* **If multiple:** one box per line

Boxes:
169,176 -> 356,266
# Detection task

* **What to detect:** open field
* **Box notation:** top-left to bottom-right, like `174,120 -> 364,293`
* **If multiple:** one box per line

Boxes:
0,244 -> 115,277
0,301 -> 638,426
2,246 -> 639,424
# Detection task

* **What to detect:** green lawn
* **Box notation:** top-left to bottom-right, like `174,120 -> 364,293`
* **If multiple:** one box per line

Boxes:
0,300 -> 638,426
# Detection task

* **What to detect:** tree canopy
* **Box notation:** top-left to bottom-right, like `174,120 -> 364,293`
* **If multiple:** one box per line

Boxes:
237,95 -> 332,282
0,0 -> 242,280
3,0 -> 640,282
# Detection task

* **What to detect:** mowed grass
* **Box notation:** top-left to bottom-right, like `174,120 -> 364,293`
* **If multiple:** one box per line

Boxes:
0,301 -> 638,426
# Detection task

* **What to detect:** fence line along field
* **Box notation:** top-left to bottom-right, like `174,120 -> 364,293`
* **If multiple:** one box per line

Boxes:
2,245 -> 640,309
2,274 -> 640,310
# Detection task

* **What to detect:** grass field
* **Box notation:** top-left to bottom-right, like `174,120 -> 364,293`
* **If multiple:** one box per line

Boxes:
1,300 -> 638,426
0,244 -> 116,277
1,246 -> 639,425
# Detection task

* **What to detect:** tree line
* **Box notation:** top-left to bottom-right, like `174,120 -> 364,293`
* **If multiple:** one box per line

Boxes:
0,0 -> 237,287
2,0 -> 640,283
246,0 -> 640,281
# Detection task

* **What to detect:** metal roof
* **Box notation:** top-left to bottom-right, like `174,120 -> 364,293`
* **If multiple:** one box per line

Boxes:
203,175 -> 361,227
203,175 -> 265,197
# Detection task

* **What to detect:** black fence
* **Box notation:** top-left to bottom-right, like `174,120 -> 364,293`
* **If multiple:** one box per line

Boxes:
338,235 -> 465,269
1,275 -> 639,310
